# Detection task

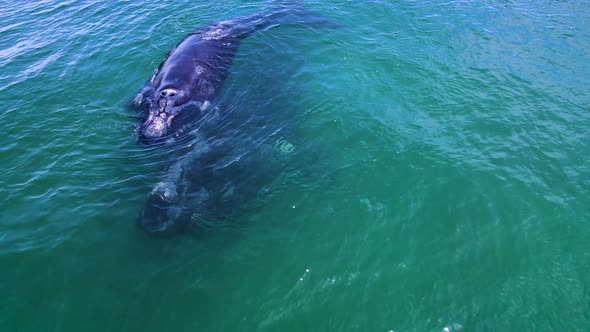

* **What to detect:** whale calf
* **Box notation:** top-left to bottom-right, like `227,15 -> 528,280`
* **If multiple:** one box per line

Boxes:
138,131 -> 286,235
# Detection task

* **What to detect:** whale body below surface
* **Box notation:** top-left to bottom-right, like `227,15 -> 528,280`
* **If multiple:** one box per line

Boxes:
138,131 -> 291,235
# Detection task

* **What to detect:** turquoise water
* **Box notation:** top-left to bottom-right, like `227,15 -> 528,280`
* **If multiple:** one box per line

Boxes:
1,0 -> 589,330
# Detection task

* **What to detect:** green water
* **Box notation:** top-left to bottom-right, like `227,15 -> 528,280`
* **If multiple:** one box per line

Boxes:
1,0 -> 589,330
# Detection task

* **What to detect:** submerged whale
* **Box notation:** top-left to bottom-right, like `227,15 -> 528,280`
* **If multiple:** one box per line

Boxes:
133,3 -> 339,235
138,129 -> 292,235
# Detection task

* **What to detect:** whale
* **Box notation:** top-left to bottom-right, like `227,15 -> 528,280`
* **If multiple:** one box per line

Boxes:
133,3 -> 340,235
131,3 -> 339,145
132,14 -> 272,144
138,130 -> 283,235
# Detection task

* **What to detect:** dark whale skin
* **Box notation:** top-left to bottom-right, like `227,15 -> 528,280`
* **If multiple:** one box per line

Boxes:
132,13 -> 280,145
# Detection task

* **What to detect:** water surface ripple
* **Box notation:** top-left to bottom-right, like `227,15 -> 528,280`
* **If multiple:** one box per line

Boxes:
1,0 -> 589,331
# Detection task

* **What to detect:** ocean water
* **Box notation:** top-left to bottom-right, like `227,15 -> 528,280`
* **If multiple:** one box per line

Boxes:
1,0 -> 589,330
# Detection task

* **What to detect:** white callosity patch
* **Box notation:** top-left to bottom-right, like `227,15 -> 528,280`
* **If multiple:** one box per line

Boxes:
152,160 -> 183,202
201,19 -> 239,40
201,27 -> 229,40
152,181 -> 178,202
195,65 -> 206,76
200,100 -> 210,111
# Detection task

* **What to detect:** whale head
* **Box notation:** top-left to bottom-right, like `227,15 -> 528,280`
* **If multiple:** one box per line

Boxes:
139,88 -> 182,145
138,180 -> 189,236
